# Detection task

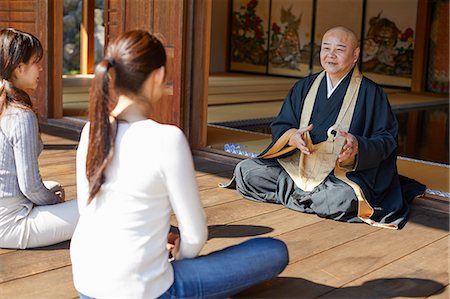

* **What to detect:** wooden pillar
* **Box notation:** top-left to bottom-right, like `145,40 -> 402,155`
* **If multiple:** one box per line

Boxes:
411,0 -> 432,93
47,0 -> 63,118
407,0 -> 433,158
80,0 -> 95,74
186,0 -> 211,148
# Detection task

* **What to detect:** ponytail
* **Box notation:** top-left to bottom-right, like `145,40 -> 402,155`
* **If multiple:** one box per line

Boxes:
86,58 -> 117,203
85,30 -> 166,204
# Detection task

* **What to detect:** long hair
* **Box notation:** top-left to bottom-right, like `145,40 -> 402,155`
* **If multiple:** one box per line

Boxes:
86,30 -> 167,203
0,28 -> 43,115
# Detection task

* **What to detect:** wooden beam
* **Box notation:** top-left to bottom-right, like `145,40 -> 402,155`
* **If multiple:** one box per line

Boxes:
80,0 -> 95,74
411,0 -> 432,92
47,0 -> 63,118
187,0 -> 212,148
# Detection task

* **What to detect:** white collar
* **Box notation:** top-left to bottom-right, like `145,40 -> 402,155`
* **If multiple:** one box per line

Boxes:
326,71 -> 351,98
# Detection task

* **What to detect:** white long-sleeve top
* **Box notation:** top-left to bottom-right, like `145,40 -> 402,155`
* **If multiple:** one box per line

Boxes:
70,120 -> 208,299
0,107 -> 60,248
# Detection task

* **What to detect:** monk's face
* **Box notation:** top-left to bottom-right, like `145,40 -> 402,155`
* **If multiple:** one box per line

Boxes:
320,29 -> 360,79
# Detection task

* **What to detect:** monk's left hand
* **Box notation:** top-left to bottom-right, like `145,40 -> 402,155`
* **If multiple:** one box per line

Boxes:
338,131 -> 358,163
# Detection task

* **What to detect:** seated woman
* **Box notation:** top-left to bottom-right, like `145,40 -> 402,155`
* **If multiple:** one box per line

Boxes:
70,30 -> 289,299
0,28 -> 79,249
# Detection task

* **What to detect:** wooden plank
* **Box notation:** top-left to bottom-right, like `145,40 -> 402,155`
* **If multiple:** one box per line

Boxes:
62,93 -> 89,103
0,241 -> 71,283
40,168 -> 76,179
208,101 -> 283,123
414,195 -> 449,214
0,266 -> 77,299
39,158 -> 76,169
63,75 -> 93,88
323,236 -> 449,298
0,248 -> 16,255
388,92 -> 448,112
0,11 -> 35,21
104,0 -> 125,44
0,22 -> 35,33
39,155 -> 76,166
201,200 -> 283,226
171,199 -> 283,229
202,208 -> 324,255
277,220 -> 380,264
208,83 -> 294,95
199,187 -> 242,208
62,105 -> 89,117
196,171 -> 234,191
0,1 -> 35,10
429,286 -> 449,299
209,91 -> 285,106
397,158 -> 449,193
209,73 -> 296,83
237,208 -> 448,298
40,149 -> 77,157
151,0 -> 184,127
193,156 -> 236,175
207,126 -> 269,147
41,134 -> 78,145
275,210 -> 448,298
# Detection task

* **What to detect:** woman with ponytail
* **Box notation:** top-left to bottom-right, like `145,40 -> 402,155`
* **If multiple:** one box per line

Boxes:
71,30 -> 288,299
0,28 -> 79,249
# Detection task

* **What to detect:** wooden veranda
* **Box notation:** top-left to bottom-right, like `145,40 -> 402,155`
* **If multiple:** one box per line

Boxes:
0,132 -> 448,299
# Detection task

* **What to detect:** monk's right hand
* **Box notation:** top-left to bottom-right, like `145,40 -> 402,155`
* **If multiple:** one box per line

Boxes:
288,124 -> 313,155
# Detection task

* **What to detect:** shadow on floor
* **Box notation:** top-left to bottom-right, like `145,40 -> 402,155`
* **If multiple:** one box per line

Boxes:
234,277 -> 446,298
208,224 -> 273,239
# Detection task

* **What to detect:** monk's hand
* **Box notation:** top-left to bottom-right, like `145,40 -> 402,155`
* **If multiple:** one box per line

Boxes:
288,124 -> 313,155
338,131 -> 358,162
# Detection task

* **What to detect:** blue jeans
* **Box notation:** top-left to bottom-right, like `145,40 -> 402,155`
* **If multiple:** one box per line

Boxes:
159,237 -> 288,298
79,237 -> 288,299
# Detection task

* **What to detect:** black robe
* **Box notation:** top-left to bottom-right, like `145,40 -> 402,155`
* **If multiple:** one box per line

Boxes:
260,71 -> 423,228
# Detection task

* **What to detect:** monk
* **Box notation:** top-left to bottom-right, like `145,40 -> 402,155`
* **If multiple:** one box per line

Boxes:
234,26 -> 423,229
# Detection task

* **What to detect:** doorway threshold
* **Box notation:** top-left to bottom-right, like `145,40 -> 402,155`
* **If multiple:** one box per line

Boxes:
40,117 -> 86,141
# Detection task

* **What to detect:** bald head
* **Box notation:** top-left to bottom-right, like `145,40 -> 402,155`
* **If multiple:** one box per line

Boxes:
323,26 -> 359,49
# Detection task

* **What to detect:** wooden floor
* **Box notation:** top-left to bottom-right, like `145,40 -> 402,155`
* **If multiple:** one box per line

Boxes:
1,133 -> 448,299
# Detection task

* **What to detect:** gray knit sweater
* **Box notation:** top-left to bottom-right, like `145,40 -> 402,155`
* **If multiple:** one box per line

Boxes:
0,106 -> 59,205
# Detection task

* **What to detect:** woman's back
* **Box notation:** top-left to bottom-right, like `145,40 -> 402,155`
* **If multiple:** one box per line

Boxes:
0,107 -> 42,200
71,119 -> 207,298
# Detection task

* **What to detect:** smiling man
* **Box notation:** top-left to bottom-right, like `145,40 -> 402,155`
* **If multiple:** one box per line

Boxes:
234,26 -> 423,229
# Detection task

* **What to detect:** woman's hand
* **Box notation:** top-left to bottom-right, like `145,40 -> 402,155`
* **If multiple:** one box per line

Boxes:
167,232 -> 180,261
44,181 -> 65,203
54,189 -> 65,203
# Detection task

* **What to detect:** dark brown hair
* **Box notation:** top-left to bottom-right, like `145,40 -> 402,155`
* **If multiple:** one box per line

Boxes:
0,28 -> 43,115
86,30 -> 166,203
